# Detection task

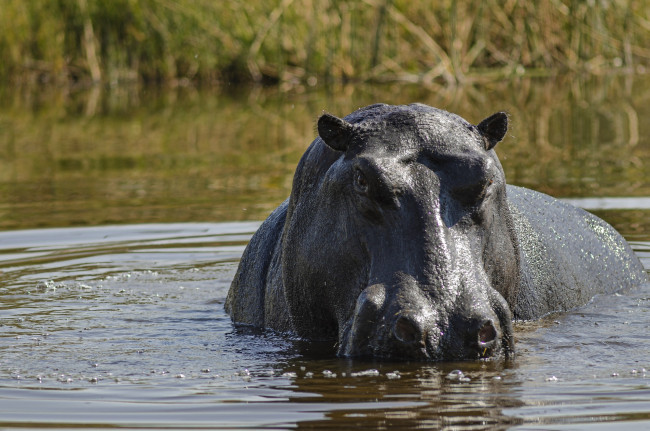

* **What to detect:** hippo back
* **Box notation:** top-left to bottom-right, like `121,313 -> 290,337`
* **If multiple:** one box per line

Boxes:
507,185 -> 647,320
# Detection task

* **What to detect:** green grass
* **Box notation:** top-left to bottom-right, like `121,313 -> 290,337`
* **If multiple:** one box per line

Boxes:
1,0 -> 649,86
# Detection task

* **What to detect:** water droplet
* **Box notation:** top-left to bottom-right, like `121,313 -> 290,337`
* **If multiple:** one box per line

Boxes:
386,371 -> 401,380
446,370 -> 464,380
350,369 -> 379,377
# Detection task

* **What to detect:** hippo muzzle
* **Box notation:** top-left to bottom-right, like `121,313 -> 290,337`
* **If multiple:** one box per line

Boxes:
338,275 -> 515,361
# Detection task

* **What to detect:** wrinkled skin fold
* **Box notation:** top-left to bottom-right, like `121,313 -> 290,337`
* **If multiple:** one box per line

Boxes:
225,103 -> 647,361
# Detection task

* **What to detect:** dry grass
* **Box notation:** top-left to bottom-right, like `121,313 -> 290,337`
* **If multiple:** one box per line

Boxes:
0,0 -> 648,87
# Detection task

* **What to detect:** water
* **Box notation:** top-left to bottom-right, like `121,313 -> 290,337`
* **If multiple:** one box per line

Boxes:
1,75 -> 649,428
2,75 -> 649,232
0,222 -> 648,429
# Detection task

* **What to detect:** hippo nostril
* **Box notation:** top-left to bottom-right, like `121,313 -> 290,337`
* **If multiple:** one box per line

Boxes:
393,315 -> 423,345
478,320 -> 498,345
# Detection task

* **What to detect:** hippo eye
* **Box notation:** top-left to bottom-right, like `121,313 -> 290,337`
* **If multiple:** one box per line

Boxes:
354,169 -> 369,193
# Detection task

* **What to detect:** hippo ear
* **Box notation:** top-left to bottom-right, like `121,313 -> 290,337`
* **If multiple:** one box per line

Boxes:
318,113 -> 353,152
477,112 -> 508,150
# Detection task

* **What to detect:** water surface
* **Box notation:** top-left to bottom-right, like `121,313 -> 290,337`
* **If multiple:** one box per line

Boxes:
0,221 -> 648,429
1,74 -> 648,232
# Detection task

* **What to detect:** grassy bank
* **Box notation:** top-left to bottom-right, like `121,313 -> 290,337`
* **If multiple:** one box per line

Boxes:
1,0 -> 649,87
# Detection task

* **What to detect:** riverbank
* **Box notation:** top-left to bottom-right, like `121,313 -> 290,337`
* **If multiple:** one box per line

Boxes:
1,1 -> 648,88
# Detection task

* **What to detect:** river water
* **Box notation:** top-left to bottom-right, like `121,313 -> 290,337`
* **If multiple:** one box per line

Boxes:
1,75 -> 649,429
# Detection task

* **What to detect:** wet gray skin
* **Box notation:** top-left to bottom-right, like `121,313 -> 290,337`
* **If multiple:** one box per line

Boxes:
225,103 -> 647,361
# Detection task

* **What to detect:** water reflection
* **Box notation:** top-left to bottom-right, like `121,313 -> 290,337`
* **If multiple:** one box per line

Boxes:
274,359 -> 523,430
1,75 -> 648,233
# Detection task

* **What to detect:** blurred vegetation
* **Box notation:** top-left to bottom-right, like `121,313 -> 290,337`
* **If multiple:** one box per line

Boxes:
1,0 -> 649,87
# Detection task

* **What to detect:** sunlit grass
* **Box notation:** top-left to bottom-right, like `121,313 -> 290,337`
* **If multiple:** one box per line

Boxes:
0,0 -> 648,87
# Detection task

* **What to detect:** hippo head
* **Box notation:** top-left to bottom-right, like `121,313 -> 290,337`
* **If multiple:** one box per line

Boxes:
281,103 -> 518,361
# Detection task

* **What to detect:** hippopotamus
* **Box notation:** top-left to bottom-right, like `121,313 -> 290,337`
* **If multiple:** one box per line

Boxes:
225,103 -> 647,361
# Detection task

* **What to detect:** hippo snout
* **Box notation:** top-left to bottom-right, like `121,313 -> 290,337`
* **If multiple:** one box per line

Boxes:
338,281 -> 513,361
389,312 -> 503,360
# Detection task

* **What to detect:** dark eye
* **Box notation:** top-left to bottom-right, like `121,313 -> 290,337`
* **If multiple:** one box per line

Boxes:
452,179 -> 488,205
354,169 -> 369,193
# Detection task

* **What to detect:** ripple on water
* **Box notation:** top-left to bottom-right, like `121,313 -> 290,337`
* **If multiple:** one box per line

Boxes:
0,223 -> 648,430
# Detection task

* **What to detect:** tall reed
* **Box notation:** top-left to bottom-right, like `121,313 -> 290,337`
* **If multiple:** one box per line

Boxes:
0,0 -> 648,86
